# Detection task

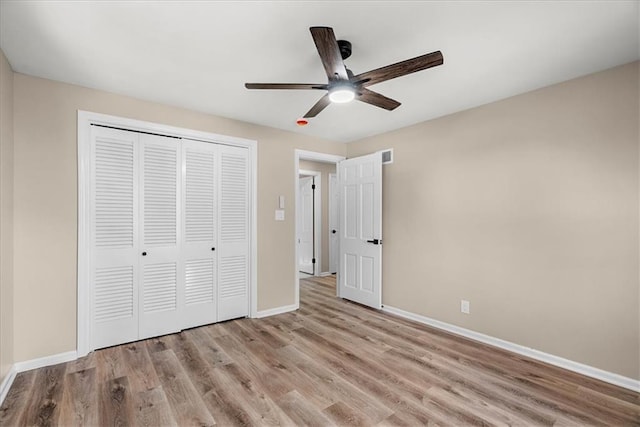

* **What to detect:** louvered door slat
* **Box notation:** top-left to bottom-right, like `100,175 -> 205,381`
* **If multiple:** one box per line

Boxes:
95,138 -> 135,248
181,140 -> 217,329
220,152 -> 247,241
139,134 -> 181,340
91,127 -> 139,350
185,149 -> 215,242
218,146 -> 249,322
185,259 -> 215,305
143,144 -> 177,246
143,262 -> 177,313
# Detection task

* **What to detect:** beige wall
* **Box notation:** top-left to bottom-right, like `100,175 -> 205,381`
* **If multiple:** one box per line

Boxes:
0,50 -> 14,382
348,62 -> 640,380
299,160 -> 337,273
12,73 -> 346,362
4,57 -> 638,382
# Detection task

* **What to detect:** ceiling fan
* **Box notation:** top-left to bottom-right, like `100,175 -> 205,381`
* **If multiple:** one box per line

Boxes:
245,26 -> 444,119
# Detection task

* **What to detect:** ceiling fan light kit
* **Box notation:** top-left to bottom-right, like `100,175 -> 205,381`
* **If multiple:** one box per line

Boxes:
245,26 -> 443,118
328,85 -> 356,103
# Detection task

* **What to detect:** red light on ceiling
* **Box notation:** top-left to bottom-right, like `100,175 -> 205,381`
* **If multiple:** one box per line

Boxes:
296,118 -> 308,126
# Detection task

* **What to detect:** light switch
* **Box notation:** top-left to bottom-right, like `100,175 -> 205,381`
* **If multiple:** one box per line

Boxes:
278,195 -> 285,209
275,209 -> 285,221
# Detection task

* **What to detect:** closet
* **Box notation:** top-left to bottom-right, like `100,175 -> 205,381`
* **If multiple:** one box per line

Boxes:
89,124 -> 250,350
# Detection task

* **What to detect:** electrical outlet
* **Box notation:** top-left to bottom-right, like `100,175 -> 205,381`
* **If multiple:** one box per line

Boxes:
461,299 -> 470,314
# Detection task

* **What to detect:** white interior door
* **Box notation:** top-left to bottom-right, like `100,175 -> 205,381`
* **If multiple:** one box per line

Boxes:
138,134 -> 182,339
338,152 -> 382,309
298,176 -> 314,274
329,173 -> 338,274
91,126 -> 140,349
181,139 -> 217,329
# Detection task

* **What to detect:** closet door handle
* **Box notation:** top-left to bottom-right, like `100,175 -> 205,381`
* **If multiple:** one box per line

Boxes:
211,247 -> 215,251
142,251 -> 147,256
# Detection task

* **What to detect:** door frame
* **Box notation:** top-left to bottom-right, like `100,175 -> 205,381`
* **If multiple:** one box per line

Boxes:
297,170 -> 321,276
77,110 -> 258,357
328,172 -> 338,274
294,150 -> 345,308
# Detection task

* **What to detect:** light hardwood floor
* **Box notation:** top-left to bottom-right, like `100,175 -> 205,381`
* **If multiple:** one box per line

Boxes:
1,276 -> 638,426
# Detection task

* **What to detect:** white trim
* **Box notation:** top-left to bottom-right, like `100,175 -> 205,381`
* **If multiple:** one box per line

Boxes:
0,366 -> 17,406
0,350 -> 79,406
382,305 -> 640,392
294,150 -> 345,309
249,139 -> 258,319
328,172 -> 338,274
319,272 -> 332,277
254,303 -> 298,319
77,110 -> 258,355
13,350 -> 78,373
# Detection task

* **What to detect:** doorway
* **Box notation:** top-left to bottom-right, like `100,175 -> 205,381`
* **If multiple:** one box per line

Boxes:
294,150 -> 345,308
297,171 -> 320,275
295,149 -> 385,312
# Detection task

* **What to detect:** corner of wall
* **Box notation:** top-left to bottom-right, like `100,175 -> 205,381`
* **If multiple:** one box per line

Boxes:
0,47 -> 15,385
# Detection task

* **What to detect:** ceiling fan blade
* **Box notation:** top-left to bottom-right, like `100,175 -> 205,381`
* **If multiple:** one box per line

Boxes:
245,83 -> 328,90
310,27 -> 349,81
354,51 -> 443,87
303,93 -> 331,118
357,88 -> 401,111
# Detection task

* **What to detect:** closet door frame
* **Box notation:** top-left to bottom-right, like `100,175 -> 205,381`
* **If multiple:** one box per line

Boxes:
77,110 -> 257,357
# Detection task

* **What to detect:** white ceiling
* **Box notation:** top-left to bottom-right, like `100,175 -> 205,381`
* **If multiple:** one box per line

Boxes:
1,1 -> 638,143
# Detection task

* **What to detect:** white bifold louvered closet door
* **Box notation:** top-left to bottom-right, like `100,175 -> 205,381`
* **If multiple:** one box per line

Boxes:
181,141 -> 250,326
90,125 -> 249,350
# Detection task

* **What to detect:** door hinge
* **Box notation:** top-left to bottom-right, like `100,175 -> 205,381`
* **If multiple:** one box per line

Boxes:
312,258 -> 316,264
311,184 -> 316,190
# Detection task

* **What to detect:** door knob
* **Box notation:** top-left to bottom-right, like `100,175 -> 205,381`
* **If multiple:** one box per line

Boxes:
366,239 -> 380,245
332,229 -> 337,234
142,251 -> 147,256
211,247 -> 215,251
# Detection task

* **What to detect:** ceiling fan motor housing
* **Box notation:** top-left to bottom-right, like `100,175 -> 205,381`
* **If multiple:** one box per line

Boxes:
337,40 -> 352,60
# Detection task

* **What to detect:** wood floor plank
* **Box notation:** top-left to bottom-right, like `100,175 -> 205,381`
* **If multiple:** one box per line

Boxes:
94,346 -> 128,383
183,326 -> 233,368
218,362 -> 296,426
64,352 -> 96,375
1,276 -> 637,426
214,322 -> 295,400
134,386 -> 178,427
147,349 -> 215,427
276,390 -> 336,427
276,344 -> 394,424
19,363 -> 66,426
0,370 -> 37,426
162,330 -> 256,426
323,401 -> 370,426
100,376 -> 135,427
58,367 -> 98,426
286,324 -> 451,425
121,341 -> 161,394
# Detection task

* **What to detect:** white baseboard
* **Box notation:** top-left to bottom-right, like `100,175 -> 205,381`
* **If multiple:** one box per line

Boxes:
381,305 -> 640,393
254,303 -> 298,319
319,272 -> 333,277
0,365 -> 17,406
13,350 -> 78,373
0,349 -> 78,406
